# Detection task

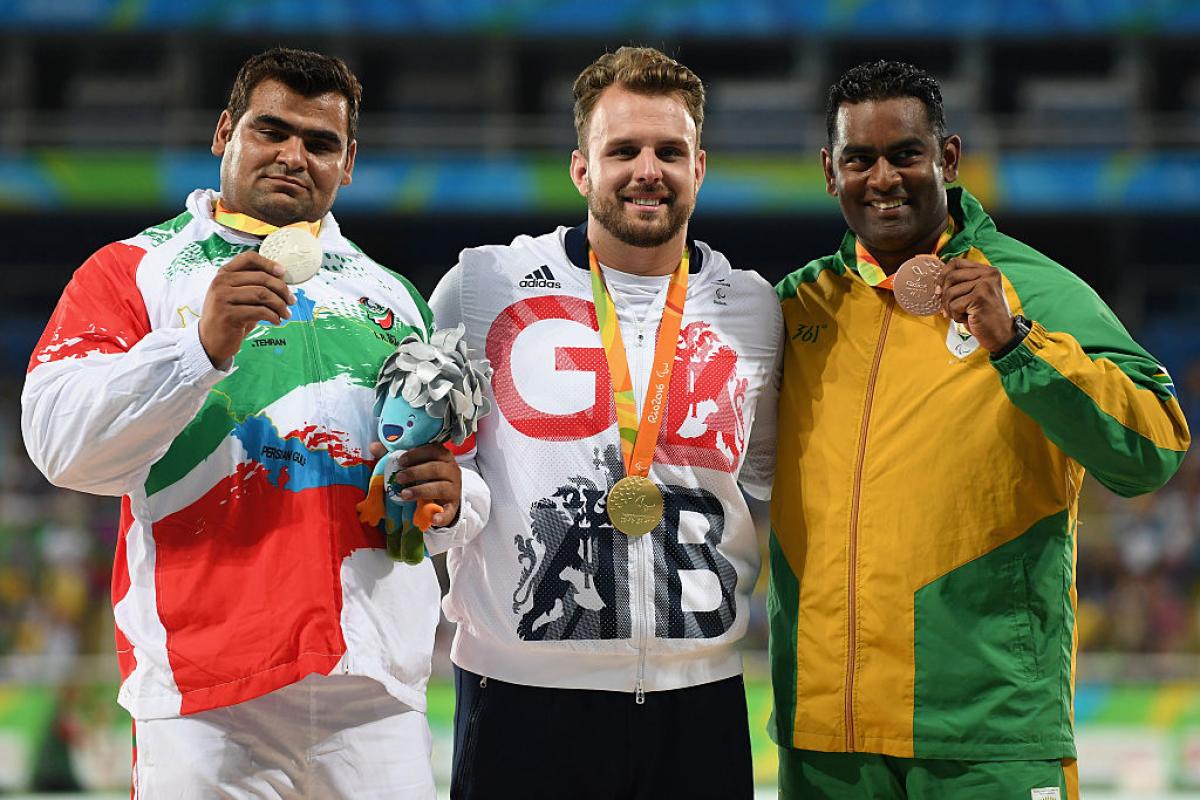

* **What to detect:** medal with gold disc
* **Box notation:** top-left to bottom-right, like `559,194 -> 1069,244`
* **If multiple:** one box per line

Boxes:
589,246 -> 689,537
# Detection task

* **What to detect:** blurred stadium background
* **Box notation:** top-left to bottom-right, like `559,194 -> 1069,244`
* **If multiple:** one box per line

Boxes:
0,1 -> 1198,797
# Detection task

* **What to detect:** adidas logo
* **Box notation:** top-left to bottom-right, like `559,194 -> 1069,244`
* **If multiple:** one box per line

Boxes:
519,265 -> 561,289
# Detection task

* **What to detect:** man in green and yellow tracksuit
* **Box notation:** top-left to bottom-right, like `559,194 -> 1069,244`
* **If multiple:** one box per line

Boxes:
770,60 -> 1191,799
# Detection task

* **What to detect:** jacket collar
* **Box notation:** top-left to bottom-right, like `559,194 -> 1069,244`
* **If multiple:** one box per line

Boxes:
565,220 -> 703,274
837,186 -> 996,274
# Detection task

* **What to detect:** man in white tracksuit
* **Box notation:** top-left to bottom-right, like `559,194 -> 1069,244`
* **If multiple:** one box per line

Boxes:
431,46 -> 782,799
21,48 -> 484,798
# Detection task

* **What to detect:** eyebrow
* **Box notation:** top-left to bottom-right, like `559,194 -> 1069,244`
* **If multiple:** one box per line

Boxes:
840,136 -> 926,156
252,114 -> 343,147
604,136 -> 691,150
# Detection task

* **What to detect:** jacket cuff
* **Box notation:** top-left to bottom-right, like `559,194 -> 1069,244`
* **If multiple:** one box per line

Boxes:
180,323 -> 236,385
991,321 -> 1047,377
423,465 -> 490,555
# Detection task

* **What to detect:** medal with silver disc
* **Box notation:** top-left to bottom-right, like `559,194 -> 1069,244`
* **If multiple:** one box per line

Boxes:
892,254 -> 945,316
588,246 -> 690,537
260,227 -> 323,285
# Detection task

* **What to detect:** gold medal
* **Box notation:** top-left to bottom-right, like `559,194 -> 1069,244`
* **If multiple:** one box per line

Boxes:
606,475 -> 664,537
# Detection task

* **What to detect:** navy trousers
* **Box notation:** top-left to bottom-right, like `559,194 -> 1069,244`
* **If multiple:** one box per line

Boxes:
451,665 -> 754,799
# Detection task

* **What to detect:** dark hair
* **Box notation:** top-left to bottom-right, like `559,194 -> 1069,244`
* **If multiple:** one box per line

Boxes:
825,60 -> 946,147
573,46 -> 705,154
226,47 -> 362,140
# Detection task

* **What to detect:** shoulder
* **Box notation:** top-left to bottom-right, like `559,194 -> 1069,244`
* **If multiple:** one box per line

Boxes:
458,228 -> 568,274
973,226 -> 1098,301
971,226 -> 1127,337
775,255 -> 845,301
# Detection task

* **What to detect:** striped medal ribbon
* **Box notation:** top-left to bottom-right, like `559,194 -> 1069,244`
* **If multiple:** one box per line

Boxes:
589,246 -> 689,537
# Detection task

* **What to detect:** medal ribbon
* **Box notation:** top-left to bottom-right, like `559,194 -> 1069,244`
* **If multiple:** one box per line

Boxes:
853,214 -> 956,289
589,247 -> 689,477
214,200 -> 321,238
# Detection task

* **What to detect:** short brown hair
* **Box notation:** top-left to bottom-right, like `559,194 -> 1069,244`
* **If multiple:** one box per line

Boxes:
572,46 -> 705,154
226,47 -> 363,140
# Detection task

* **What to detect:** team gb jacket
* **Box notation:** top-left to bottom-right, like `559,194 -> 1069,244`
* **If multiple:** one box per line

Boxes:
431,223 -> 782,696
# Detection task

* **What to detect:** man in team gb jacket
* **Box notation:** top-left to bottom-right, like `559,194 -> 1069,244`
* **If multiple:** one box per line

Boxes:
21,48 -> 486,798
429,47 -> 781,799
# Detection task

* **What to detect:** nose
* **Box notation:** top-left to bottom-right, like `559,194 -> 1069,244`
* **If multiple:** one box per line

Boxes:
866,157 -> 900,192
276,135 -> 306,171
634,147 -> 663,183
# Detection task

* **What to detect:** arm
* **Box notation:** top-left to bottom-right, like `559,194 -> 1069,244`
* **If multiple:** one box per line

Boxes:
942,252 -> 1190,497
738,295 -> 784,502
992,321 -> 1189,497
23,244 -> 295,497
421,260 -> 491,552
21,243 -> 228,496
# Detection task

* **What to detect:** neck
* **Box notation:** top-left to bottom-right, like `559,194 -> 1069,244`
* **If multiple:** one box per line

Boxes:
588,219 -> 687,277
867,219 -> 948,275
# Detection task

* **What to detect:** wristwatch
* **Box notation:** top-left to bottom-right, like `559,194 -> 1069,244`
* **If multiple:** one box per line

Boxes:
991,315 -> 1032,359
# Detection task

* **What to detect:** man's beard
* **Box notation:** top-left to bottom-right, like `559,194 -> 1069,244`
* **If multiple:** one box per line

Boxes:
589,188 -> 693,249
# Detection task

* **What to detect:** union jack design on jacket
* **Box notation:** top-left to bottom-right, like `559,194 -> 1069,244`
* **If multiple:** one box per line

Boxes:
21,190 -> 489,720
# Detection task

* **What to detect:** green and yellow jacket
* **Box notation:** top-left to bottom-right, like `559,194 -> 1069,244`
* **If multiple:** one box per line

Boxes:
769,187 -> 1190,760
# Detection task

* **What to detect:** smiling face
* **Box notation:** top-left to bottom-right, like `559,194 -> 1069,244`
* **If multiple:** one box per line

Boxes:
570,84 -> 706,255
212,78 -> 356,226
378,395 -> 443,452
822,96 -> 960,273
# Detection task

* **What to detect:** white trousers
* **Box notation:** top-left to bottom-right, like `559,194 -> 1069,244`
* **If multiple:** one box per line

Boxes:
133,673 -> 435,799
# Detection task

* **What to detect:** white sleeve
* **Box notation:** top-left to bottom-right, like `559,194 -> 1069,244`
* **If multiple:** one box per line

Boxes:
737,298 -> 784,502
22,323 -> 230,497
428,261 -> 464,330
423,260 -> 491,552
423,457 -> 489,554
22,242 -> 231,497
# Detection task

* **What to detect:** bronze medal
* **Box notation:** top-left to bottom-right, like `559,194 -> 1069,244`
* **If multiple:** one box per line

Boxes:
606,475 -> 664,537
893,254 -> 945,316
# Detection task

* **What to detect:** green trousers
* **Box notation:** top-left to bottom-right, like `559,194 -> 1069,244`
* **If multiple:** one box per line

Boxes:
778,747 -> 1079,800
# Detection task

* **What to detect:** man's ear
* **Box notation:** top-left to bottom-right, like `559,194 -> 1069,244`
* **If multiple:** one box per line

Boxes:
212,110 -> 233,157
569,149 -> 590,198
821,148 -> 837,196
341,139 -> 357,187
940,134 -> 962,184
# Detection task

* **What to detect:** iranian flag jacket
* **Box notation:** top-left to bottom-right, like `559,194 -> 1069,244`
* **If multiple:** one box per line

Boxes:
21,189 -> 489,720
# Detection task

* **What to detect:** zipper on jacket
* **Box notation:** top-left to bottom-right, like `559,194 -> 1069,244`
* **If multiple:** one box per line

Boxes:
301,299 -> 343,642
844,297 -> 895,751
635,535 -> 649,705
627,308 -> 651,706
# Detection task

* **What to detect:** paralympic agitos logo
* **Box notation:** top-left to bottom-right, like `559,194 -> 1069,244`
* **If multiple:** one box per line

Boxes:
485,296 -> 748,473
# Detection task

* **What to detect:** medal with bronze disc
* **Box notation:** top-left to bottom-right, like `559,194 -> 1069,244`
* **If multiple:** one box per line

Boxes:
892,254 -> 945,316
589,247 -> 690,537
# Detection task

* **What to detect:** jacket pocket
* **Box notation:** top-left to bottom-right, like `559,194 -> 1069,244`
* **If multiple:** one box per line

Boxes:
1006,556 -> 1041,682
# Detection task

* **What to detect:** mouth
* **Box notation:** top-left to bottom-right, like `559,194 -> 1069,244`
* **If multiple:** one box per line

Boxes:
263,175 -> 308,194
868,197 -> 908,214
382,425 -> 403,443
622,193 -> 672,213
